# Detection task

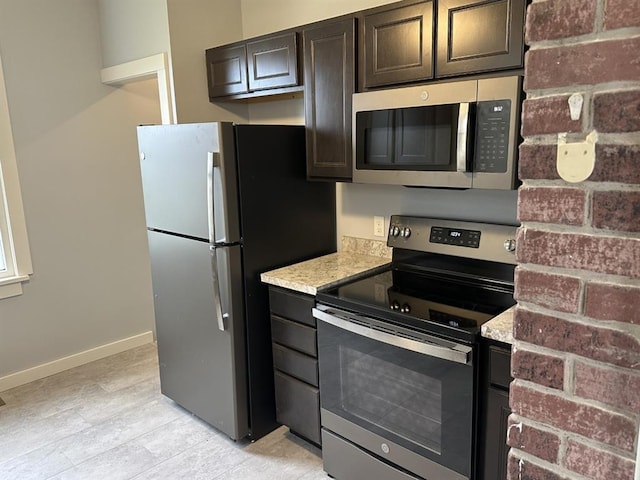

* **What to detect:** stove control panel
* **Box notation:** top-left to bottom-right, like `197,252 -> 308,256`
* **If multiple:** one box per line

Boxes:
429,226 -> 480,248
387,215 -> 518,265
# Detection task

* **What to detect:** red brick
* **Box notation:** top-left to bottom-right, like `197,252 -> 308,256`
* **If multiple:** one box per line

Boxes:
564,439 -> 636,480
592,191 -> 640,233
516,228 -> 640,278
585,282 -> 640,325
594,89 -> 640,133
507,416 -> 561,463
518,186 -> 586,226
511,349 -> 565,389
518,144 -> 558,180
510,383 -> 637,451
525,38 -> 640,90
514,269 -> 582,313
521,96 -> 582,136
508,451 -> 569,480
591,144 -> 640,183
575,361 -> 640,413
604,0 -> 640,30
525,0 -> 596,43
513,308 -> 640,370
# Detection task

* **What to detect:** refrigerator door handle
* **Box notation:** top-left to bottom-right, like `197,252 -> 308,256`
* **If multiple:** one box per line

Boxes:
209,245 -> 227,332
206,152 -> 220,245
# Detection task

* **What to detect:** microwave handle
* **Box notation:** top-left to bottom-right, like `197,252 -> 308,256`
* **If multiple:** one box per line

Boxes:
456,103 -> 471,173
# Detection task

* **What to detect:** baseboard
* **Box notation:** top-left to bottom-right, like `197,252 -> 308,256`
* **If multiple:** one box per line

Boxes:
0,331 -> 154,392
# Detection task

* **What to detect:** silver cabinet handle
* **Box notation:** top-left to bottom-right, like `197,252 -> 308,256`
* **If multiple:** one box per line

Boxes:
313,306 -> 472,365
456,102 -> 470,173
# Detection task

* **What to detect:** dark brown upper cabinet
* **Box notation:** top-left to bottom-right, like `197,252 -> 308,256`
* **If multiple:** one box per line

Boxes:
206,44 -> 249,97
206,32 -> 302,100
246,32 -> 299,91
360,0 -> 434,89
303,18 -> 356,181
436,0 -> 526,77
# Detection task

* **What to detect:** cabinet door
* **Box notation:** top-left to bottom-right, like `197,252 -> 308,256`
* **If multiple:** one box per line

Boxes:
482,388 -> 510,480
246,32 -> 299,91
361,1 -> 434,89
205,44 -> 249,98
303,18 -> 355,181
274,371 -> 321,445
436,0 -> 525,77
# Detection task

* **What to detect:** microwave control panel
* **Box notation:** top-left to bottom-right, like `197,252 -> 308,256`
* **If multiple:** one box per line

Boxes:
475,100 -> 511,173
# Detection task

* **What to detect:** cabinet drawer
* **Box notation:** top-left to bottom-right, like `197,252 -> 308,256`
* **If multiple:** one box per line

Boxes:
269,288 -> 316,327
489,344 -> 513,389
274,371 -> 321,445
271,315 -> 317,357
273,343 -> 319,387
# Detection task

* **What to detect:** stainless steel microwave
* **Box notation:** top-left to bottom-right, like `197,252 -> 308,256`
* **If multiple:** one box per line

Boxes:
352,75 -> 522,189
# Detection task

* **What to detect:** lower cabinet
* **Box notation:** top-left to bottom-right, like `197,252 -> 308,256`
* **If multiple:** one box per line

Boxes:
268,287 -> 321,445
479,338 -> 513,480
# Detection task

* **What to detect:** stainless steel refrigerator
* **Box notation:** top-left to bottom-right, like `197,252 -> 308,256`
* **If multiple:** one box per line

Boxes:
136,122 -> 335,441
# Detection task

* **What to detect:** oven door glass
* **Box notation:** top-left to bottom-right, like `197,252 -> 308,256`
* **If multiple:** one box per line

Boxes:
317,313 -> 475,478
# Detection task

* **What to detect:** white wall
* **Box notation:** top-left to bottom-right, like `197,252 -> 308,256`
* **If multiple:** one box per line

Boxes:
99,0 -> 249,125
99,0 -> 171,68
0,0 -> 157,381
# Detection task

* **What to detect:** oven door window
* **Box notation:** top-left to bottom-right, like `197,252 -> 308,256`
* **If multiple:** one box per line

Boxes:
318,319 -> 474,478
355,104 -> 470,171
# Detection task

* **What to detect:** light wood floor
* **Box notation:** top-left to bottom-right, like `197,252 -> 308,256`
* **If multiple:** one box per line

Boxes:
0,343 -> 326,479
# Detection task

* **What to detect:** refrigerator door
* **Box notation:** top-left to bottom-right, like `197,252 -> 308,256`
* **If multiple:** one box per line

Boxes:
147,230 -> 248,439
137,123 -> 240,243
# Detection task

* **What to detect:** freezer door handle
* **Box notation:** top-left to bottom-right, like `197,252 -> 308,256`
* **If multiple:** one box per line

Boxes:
209,245 -> 227,331
206,152 -> 220,245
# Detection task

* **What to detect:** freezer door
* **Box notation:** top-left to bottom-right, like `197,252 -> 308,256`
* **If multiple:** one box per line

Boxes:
147,230 -> 248,439
137,122 -> 239,242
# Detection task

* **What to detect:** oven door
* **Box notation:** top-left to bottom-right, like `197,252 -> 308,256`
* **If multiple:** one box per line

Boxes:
314,305 -> 476,480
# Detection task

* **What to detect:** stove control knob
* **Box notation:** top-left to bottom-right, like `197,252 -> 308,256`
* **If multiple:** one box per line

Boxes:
391,225 -> 400,237
401,303 -> 411,314
390,300 -> 400,311
503,238 -> 516,252
401,227 -> 411,238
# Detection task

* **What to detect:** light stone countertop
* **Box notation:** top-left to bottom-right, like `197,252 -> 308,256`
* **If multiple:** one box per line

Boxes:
261,234 -> 515,344
481,306 -> 515,344
260,251 -> 390,295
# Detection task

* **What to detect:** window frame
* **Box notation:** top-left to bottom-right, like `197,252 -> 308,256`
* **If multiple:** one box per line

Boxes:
0,54 -> 32,299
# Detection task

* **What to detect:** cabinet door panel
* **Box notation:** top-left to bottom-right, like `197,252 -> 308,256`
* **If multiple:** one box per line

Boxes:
437,0 -> 525,77
483,388 -> 510,480
205,44 -> 248,98
274,371 -> 321,445
247,32 -> 299,91
304,18 -> 355,180
362,1 -> 434,88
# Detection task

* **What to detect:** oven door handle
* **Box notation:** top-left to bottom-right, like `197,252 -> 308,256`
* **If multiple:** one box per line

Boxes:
313,307 -> 472,365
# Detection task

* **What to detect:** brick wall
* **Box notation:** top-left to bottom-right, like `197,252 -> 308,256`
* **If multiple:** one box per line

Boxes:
508,0 -> 640,479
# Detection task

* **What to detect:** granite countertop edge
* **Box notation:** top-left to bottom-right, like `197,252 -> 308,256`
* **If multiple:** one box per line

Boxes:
260,251 -> 391,296
480,306 -> 514,345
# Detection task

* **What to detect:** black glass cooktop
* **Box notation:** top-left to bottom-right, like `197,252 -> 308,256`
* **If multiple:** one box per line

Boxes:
316,262 -> 515,343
